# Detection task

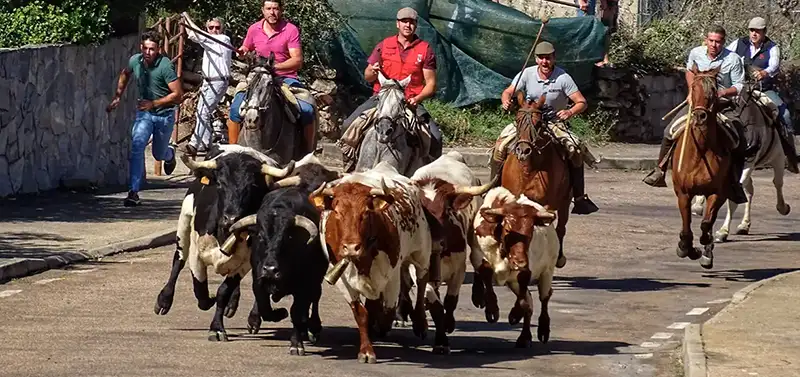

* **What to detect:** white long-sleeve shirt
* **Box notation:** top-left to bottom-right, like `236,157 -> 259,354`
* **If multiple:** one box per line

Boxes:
187,27 -> 233,81
726,39 -> 780,77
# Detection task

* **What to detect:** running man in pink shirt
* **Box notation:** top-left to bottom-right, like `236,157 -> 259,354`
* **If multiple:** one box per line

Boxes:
228,0 -> 315,153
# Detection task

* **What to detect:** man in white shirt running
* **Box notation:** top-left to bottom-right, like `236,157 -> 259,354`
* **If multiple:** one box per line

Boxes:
182,13 -> 233,156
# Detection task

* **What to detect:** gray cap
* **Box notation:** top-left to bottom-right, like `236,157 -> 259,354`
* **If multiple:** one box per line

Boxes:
396,7 -> 418,20
748,17 -> 767,29
534,41 -> 555,55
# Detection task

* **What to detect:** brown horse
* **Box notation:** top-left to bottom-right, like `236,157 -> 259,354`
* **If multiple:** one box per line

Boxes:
671,63 -> 735,270
502,91 -> 572,269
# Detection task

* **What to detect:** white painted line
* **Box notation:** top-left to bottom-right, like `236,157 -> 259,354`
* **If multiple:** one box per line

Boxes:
34,278 -> 64,285
69,268 -> 98,274
686,307 -> 709,316
0,289 -> 23,298
634,353 -> 654,359
651,332 -> 673,340
640,342 -> 661,348
707,298 -> 731,304
667,322 -> 692,329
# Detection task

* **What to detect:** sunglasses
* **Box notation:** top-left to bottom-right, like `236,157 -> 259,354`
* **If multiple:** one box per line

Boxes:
207,25 -> 221,30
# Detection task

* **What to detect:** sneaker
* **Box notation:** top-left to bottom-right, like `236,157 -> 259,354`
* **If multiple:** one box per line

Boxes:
164,144 -> 177,175
123,191 -> 141,207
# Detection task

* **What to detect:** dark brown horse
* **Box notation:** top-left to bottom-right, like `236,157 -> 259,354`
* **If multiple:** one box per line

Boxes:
671,63 -> 735,269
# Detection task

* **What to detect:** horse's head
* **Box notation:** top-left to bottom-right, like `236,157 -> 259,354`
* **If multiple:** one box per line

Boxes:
512,91 -> 547,161
242,52 -> 280,126
688,62 -> 721,130
374,71 -> 410,144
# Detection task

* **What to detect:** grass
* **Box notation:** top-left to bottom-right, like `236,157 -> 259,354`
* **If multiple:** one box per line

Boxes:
426,99 -> 614,148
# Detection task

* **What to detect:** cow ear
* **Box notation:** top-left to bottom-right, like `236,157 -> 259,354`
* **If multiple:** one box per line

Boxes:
309,193 -> 332,212
193,168 -> 215,183
370,194 -> 394,212
479,207 -> 504,223
450,193 -> 474,211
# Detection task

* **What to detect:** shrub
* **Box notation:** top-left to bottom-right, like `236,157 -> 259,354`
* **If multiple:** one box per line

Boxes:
0,0 -> 110,48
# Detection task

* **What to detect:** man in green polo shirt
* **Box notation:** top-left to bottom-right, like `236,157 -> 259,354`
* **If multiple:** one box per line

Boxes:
107,30 -> 183,206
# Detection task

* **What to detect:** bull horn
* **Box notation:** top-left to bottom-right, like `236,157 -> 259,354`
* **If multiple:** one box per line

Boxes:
229,214 -> 258,233
481,207 -> 505,216
181,154 -> 217,171
294,215 -> 319,244
261,160 -> 295,178
312,182 -> 335,197
454,176 -> 497,196
271,175 -> 302,189
369,178 -> 389,196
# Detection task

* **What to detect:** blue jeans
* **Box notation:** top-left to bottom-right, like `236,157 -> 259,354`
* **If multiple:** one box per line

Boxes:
228,77 -> 314,126
763,90 -> 794,136
130,110 -> 175,192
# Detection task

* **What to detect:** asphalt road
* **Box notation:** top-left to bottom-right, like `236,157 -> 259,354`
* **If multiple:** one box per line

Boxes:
1,169 -> 799,377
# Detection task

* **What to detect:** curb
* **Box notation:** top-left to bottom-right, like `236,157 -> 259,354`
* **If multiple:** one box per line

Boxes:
680,269 -> 800,376
0,230 -> 176,284
318,142 -> 659,171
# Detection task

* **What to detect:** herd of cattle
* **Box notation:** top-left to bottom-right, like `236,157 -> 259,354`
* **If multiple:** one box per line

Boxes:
152,144 -> 562,363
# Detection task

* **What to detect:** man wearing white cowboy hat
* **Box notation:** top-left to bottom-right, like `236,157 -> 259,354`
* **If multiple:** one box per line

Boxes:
727,16 -> 798,170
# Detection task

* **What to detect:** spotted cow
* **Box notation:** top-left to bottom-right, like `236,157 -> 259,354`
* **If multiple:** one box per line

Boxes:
309,161 -> 433,364
470,186 -> 560,348
406,151 -> 496,353
153,144 -> 295,341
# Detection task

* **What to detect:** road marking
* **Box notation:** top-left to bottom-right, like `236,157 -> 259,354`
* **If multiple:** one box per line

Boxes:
34,278 -> 64,285
0,289 -> 22,298
634,353 -> 654,359
707,298 -> 731,304
640,342 -> 661,348
667,322 -> 692,329
69,268 -> 98,274
651,332 -> 673,340
686,307 -> 709,316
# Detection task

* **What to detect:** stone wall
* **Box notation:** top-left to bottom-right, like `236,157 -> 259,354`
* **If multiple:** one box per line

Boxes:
594,67 -> 687,143
0,35 -> 139,197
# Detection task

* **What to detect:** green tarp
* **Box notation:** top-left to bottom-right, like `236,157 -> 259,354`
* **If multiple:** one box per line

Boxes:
323,0 -> 608,107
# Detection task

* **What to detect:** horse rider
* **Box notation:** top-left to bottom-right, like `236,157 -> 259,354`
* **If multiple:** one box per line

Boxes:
490,41 -> 599,215
642,25 -> 748,204
339,7 -> 443,166
107,29 -> 181,207
181,13 -> 233,156
227,0 -> 316,153
727,16 -> 799,172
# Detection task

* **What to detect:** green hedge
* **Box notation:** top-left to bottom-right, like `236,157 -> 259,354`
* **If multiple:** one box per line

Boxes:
0,0 -> 110,48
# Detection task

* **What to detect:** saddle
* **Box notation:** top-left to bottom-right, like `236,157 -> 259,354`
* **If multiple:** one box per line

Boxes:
667,111 -> 741,149
493,119 -> 601,168
233,78 -> 318,125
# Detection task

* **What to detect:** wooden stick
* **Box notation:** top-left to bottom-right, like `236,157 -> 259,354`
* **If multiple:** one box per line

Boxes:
511,16 -> 550,95
676,105 -> 693,173
662,99 -> 688,121
542,0 -> 581,8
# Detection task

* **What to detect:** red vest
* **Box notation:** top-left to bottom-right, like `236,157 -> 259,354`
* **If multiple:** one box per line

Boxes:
372,35 -> 429,100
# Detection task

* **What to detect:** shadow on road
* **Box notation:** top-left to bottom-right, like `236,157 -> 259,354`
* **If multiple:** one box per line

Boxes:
0,231 -> 81,259
553,275 -> 712,292
700,267 -> 800,283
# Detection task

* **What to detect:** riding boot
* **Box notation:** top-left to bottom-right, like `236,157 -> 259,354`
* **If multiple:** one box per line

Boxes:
227,119 -> 241,145
642,137 -> 674,187
570,164 -> 599,215
729,152 -> 748,204
778,126 -> 799,173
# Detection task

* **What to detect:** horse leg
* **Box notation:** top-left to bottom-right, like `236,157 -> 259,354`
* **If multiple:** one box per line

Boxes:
555,207 -> 569,268
691,196 -> 706,217
773,162 -> 790,216
676,193 -> 699,260
698,194 -> 725,269
714,198 -> 737,243
736,171 -> 755,234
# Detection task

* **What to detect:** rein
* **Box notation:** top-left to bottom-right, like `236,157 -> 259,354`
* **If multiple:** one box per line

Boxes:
511,107 -> 555,155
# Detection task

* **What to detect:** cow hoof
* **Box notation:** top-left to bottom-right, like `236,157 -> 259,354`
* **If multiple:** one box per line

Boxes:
154,291 -> 173,315
289,345 -> 306,356
508,305 -> 524,326
538,325 -> 550,344
556,255 -> 567,268
308,330 -> 321,345
432,345 -> 451,355
471,286 -> 486,309
485,306 -> 499,324
357,352 -> 377,364
198,297 -> 216,311
777,203 -> 791,216
247,313 -> 261,334
714,231 -> 729,243
263,308 -> 289,322
412,321 -> 428,340
207,330 -> 228,342
687,247 -> 702,260
224,302 -> 239,319
515,336 -> 533,348
444,314 -> 456,334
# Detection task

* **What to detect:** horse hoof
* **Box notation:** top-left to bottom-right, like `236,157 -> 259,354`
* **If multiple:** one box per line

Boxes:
676,246 -> 689,259
687,247 -> 702,260
735,227 -> 750,235
778,203 -> 791,216
556,255 -> 567,268
699,256 -> 714,269
714,232 -> 728,243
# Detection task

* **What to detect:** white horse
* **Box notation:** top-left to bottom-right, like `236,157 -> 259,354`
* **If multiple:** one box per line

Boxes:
691,85 -> 793,242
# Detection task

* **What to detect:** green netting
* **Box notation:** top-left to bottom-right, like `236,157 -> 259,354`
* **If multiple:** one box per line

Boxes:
321,0 -> 608,107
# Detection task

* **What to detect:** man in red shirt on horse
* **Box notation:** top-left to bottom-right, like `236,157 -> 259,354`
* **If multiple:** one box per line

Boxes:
340,7 -> 443,164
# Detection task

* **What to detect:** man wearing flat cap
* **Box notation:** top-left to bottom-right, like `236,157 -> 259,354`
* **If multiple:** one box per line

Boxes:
337,7 -> 442,171
489,41 -> 600,217
728,16 -> 798,170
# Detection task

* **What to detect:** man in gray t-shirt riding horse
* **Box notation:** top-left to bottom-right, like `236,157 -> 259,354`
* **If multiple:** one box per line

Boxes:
489,41 -> 599,215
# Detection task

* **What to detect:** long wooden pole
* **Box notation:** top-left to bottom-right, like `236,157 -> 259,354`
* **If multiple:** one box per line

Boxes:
511,16 -> 550,96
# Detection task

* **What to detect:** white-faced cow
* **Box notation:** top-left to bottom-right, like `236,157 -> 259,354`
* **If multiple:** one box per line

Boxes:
470,186 -> 560,348
406,151 -> 495,353
233,152 -> 343,356
153,144 -> 295,341
309,162 -> 433,364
